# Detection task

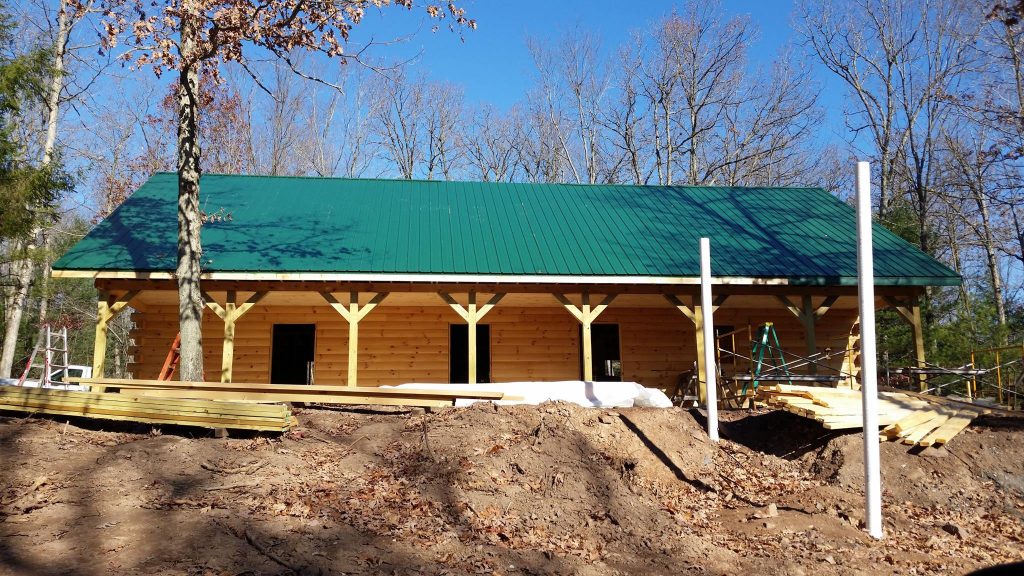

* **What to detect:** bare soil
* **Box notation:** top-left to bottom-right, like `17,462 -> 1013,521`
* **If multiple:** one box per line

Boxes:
1,402 -> 1022,575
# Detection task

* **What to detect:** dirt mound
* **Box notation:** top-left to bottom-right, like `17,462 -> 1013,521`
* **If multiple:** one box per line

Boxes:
1,404 -> 1023,575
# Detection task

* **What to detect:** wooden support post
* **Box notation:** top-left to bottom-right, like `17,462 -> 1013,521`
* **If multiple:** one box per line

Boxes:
321,291 -> 389,387
911,299 -> 926,392
440,291 -> 504,384
91,290 -> 139,392
883,295 -> 927,391
203,291 -> 267,383
665,293 -> 727,403
776,295 -> 837,374
556,292 -> 616,382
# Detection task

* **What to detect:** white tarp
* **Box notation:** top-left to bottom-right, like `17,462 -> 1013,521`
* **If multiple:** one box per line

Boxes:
385,380 -> 674,409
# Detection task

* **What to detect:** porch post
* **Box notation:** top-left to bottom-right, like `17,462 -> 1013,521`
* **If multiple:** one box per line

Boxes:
911,297 -> 927,391
440,291 -> 505,384
665,293 -> 727,404
882,293 -> 927,391
92,290 -> 139,391
321,291 -> 389,387
555,292 -> 616,382
776,294 -> 838,374
204,290 -> 268,383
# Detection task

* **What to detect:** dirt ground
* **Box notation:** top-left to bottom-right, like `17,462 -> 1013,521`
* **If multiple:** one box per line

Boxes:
0,402 -> 1022,576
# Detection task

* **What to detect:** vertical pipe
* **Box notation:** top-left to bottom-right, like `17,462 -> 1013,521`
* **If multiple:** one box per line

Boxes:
856,161 -> 883,539
700,238 -> 719,442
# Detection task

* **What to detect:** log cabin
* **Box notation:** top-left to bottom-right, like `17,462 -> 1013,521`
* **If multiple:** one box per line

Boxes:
51,173 -> 959,400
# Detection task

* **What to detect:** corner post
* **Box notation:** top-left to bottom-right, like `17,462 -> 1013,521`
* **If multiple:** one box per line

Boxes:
92,293 -> 111,385
91,290 -> 139,392
911,296 -> 926,392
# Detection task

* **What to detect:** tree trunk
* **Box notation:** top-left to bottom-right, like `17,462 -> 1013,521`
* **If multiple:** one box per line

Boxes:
975,190 -> 1007,335
31,0 -> 69,356
176,14 -> 205,382
0,1 -> 69,378
0,242 -> 34,377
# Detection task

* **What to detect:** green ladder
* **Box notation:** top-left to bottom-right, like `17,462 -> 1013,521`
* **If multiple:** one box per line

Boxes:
743,322 -> 793,395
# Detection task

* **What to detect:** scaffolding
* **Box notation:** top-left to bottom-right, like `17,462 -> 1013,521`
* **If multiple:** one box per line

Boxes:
969,344 -> 1024,410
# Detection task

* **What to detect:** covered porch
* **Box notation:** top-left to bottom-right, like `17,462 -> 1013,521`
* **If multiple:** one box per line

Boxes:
89,278 -> 930,401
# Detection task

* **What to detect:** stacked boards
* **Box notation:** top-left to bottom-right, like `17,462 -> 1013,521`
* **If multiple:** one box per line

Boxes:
0,385 -> 295,432
759,384 -> 988,448
69,377 -> 506,408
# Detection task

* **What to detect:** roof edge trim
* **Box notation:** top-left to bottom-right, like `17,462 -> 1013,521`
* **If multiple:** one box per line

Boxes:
50,269 -> 960,287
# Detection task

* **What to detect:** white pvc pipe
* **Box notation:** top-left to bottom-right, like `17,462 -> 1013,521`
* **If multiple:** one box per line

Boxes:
856,161 -> 883,539
700,237 -> 719,442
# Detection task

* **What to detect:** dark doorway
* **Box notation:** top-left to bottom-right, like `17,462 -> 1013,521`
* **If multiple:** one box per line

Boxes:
449,324 -> 491,383
271,324 -> 316,384
581,324 -> 622,382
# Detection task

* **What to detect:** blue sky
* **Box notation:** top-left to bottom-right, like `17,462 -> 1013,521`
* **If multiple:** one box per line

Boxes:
353,0 -> 846,140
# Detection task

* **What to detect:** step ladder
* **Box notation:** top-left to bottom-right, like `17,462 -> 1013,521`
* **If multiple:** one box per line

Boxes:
743,322 -> 792,395
16,325 -> 71,388
158,333 -> 182,380
156,333 -> 206,381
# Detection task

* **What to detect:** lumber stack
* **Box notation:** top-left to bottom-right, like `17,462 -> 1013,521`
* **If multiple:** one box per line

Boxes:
758,384 -> 988,448
0,385 -> 295,432
68,377 -> 506,408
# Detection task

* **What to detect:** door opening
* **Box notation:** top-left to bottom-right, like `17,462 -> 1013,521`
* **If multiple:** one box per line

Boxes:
581,324 -> 622,382
271,324 -> 316,384
449,324 -> 491,383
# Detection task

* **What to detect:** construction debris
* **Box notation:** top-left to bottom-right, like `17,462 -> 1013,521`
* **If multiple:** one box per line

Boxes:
0,386 -> 296,432
758,384 -> 989,448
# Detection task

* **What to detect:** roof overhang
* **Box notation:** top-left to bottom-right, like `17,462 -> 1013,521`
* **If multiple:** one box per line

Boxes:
50,269 -> 959,287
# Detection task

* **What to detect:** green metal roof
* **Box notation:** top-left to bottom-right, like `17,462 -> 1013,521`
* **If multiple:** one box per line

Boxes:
52,173 -> 960,286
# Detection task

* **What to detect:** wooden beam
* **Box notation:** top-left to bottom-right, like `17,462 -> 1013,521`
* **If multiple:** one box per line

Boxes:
776,295 -> 837,373
883,296 -> 927,391
321,291 -> 389,387
814,295 -> 839,319
555,293 -> 617,381
665,294 -> 726,404
203,291 -> 267,383
91,290 -> 139,391
911,299 -> 927,392
439,291 -> 504,384
694,300 -> 707,403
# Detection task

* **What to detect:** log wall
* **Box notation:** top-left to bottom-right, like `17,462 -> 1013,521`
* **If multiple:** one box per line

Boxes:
128,301 -> 859,392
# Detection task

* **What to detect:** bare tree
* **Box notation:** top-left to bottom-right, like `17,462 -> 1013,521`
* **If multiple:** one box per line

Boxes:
464,104 -> 523,182
601,39 -> 651,185
370,69 -> 427,179
424,82 -> 465,180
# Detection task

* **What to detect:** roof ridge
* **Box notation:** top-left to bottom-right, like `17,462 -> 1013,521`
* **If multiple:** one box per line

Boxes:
152,171 -> 827,191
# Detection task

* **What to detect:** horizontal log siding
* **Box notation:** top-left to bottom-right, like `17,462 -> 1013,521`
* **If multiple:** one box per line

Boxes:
128,303 -> 858,391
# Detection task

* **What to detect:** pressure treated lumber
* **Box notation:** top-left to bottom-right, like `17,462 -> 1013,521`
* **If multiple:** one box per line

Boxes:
440,291 -> 504,384
321,291 -> 389,387
203,290 -> 267,383
0,386 -> 293,432
555,293 -> 616,383
68,377 -> 505,408
758,384 -> 986,449
93,290 -> 139,389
